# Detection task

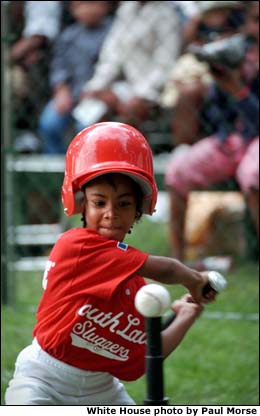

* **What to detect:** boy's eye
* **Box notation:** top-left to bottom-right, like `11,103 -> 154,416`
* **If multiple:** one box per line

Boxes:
118,200 -> 132,207
90,199 -> 134,208
93,200 -> 105,207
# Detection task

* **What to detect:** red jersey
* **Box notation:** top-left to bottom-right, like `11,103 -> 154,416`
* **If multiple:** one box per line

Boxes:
33,228 -> 149,381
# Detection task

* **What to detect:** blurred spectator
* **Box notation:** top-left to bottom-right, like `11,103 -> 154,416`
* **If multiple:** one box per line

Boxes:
180,0 -> 245,47
75,1 -> 181,131
9,1 -> 63,151
161,1 -> 245,145
164,0 -> 259,262
38,1 -> 114,154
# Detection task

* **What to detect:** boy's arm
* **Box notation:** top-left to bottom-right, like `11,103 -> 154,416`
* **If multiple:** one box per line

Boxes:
161,295 -> 203,358
52,84 -> 74,113
138,255 -> 214,304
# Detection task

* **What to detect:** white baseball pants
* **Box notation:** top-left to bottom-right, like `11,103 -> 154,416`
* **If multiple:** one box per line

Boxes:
5,338 -> 136,405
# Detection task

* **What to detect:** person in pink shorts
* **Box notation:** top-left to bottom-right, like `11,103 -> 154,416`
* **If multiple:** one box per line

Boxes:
165,134 -> 259,260
165,1 -> 259,261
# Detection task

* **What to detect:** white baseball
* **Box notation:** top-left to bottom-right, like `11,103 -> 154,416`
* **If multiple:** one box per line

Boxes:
135,284 -> 171,317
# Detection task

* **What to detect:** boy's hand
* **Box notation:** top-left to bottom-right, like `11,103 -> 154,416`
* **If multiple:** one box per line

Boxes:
171,293 -> 204,321
186,270 -> 217,304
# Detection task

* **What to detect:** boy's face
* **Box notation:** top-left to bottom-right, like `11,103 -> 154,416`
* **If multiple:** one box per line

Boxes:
70,1 -> 109,27
83,174 -> 138,241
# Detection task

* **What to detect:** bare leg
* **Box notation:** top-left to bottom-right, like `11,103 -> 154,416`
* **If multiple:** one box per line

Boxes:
246,189 -> 259,238
171,83 -> 205,145
168,188 -> 188,261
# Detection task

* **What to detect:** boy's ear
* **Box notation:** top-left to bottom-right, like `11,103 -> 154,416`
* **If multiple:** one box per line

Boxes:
135,211 -> 142,221
75,189 -> 85,213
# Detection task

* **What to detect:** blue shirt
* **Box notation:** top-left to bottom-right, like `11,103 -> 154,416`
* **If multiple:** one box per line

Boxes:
49,18 -> 113,100
202,74 -> 259,143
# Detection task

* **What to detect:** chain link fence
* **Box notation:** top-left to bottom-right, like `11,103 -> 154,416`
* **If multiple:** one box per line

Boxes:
1,1 -> 258,306
1,2 -> 79,305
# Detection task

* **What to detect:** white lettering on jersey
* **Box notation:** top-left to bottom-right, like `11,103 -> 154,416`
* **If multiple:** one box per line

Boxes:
71,303 -> 146,361
42,260 -> 56,290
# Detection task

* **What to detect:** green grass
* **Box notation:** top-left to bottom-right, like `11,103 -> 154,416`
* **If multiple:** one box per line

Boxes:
1,218 -> 259,405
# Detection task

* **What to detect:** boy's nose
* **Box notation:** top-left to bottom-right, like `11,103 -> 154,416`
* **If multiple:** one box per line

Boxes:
104,204 -> 118,218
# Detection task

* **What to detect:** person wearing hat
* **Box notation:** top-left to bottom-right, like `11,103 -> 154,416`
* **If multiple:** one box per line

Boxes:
163,1 -> 259,262
4,122 -> 220,405
160,0 -> 244,141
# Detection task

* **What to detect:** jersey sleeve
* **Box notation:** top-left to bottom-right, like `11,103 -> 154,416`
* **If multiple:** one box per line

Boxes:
71,232 -> 149,299
41,228 -> 149,301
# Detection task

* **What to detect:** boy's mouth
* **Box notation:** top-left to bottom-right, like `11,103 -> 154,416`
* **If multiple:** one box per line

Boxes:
99,226 -> 124,238
100,224 -> 122,230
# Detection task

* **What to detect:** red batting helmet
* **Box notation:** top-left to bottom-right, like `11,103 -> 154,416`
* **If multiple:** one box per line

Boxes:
62,122 -> 158,216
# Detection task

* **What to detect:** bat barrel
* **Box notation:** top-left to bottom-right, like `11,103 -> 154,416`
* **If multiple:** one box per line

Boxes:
143,317 -> 169,405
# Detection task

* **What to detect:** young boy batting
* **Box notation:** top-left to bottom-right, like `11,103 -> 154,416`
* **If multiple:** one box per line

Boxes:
5,122 -> 217,405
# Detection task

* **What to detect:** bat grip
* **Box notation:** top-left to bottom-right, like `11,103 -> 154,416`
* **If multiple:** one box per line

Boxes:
202,281 -> 217,296
162,272 -> 226,330
162,282 -> 213,329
